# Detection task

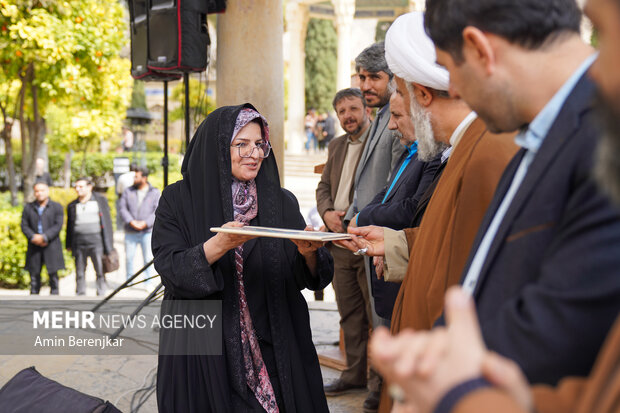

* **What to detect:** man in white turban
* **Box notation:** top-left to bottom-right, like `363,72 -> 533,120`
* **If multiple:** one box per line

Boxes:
336,11 -> 519,411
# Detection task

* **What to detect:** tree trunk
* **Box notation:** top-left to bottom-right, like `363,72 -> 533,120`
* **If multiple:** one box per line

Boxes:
1,126 -> 18,206
23,71 -> 46,203
18,68 -> 29,200
0,102 -> 18,206
63,151 -> 72,188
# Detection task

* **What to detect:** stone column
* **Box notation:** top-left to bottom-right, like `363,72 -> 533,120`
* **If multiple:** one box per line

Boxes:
332,0 -> 356,91
409,0 -> 424,12
285,2 -> 309,154
217,0 -> 285,179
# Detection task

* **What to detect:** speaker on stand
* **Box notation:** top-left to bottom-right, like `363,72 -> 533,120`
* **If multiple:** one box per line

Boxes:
95,0 -> 226,349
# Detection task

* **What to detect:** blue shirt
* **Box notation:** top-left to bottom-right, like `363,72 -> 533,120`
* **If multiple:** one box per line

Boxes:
462,53 -> 597,294
382,141 -> 418,204
36,204 -> 45,234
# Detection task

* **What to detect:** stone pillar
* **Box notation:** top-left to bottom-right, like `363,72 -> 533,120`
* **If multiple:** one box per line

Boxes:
332,0 -> 356,91
409,0 -> 424,12
217,0 -> 285,179
285,2 -> 309,154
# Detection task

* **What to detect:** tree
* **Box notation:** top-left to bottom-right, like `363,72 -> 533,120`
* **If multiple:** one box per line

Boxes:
131,80 -> 147,110
0,0 -> 132,201
170,77 -> 215,143
304,18 -> 337,114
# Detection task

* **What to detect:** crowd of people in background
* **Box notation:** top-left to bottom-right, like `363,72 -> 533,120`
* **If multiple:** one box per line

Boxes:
20,160 -> 160,296
305,108 -> 336,153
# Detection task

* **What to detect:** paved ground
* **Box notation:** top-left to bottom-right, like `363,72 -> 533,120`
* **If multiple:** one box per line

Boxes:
0,150 -> 372,411
0,300 -> 366,412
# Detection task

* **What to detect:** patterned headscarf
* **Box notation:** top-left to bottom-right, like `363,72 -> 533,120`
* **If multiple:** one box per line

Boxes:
231,108 -> 270,143
230,108 -> 279,412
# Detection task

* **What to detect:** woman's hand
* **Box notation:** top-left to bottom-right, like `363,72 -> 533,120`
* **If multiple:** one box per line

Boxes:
203,221 -> 258,264
290,226 -> 324,256
290,226 -> 324,276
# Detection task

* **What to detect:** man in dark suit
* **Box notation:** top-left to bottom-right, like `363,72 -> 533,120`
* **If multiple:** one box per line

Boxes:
316,88 -> 374,399
351,91 -> 440,321
344,42 -> 406,412
425,0 -> 620,385
66,178 -> 114,296
21,181 -> 65,294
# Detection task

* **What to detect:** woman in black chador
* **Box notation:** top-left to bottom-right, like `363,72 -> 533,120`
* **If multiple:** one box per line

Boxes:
152,104 -> 333,412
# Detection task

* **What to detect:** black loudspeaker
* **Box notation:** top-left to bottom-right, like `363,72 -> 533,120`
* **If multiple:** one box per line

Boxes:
129,0 -> 182,80
147,0 -> 211,73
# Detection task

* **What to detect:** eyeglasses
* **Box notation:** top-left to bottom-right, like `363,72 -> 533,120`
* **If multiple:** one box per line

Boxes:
230,141 -> 271,158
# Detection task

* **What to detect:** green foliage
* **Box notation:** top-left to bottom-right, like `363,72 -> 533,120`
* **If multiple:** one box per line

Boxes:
170,77 -> 215,137
0,204 -> 28,288
591,28 -> 599,48
0,0 -> 133,152
0,151 -> 181,189
49,187 -> 77,208
131,81 -> 147,110
304,18 -> 337,113
375,20 -> 392,42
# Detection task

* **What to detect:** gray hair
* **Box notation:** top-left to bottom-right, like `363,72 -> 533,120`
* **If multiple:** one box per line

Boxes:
387,79 -> 396,95
332,88 -> 366,110
355,42 -> 393,79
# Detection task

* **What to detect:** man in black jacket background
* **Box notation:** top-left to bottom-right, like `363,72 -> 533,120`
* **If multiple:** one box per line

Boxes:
21,181 -> 65,295
66,178 -> 113,296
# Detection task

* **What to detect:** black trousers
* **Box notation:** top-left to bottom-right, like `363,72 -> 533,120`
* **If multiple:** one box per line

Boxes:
27,250 -> 59,295
74,235 -> 106,296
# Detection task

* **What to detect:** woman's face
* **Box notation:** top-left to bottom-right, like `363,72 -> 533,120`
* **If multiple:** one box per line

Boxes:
230,121 -> 264,181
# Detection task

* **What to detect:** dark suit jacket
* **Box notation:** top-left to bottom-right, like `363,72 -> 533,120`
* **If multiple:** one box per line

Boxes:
355,150 -> 440,319
21,200 -> 65,273
316,133 -> 365,229
66,192 -> 114,255
457,73 -> 620,385
356,151 -> 440,230
411,159 -> 448,228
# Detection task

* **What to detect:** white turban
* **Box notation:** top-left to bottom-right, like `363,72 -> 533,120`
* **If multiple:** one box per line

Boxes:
385,11 -> 450,91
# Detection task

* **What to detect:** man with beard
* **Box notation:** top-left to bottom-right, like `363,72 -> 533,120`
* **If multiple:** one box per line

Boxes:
351,91 -> 440,323
369,1 -> 620,412
345,42 -> 405,233
338,12 -> 517,412
21,181 -> 65,294
422,0 -> 620,386
119,166 -> 160,284
316,88 -> 374,399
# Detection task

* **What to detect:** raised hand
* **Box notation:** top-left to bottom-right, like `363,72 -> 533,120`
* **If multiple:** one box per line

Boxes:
370,288 -> 491,413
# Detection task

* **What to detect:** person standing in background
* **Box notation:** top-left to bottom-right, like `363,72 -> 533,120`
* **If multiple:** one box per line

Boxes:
21,181 -> 65,295
119,166 -> 160,284
66,178 -> 114,296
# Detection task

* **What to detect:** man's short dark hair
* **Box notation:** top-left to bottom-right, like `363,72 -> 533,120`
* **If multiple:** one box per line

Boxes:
332,88 -> 366,110
129,162 -> 139,172
425,0 -> 582,63
136,166 -> 149,177
75,177 -> 92,186
355,42 -> 393,78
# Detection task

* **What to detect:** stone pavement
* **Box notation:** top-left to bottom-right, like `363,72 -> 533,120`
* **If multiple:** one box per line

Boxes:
0,300 -> 366,412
